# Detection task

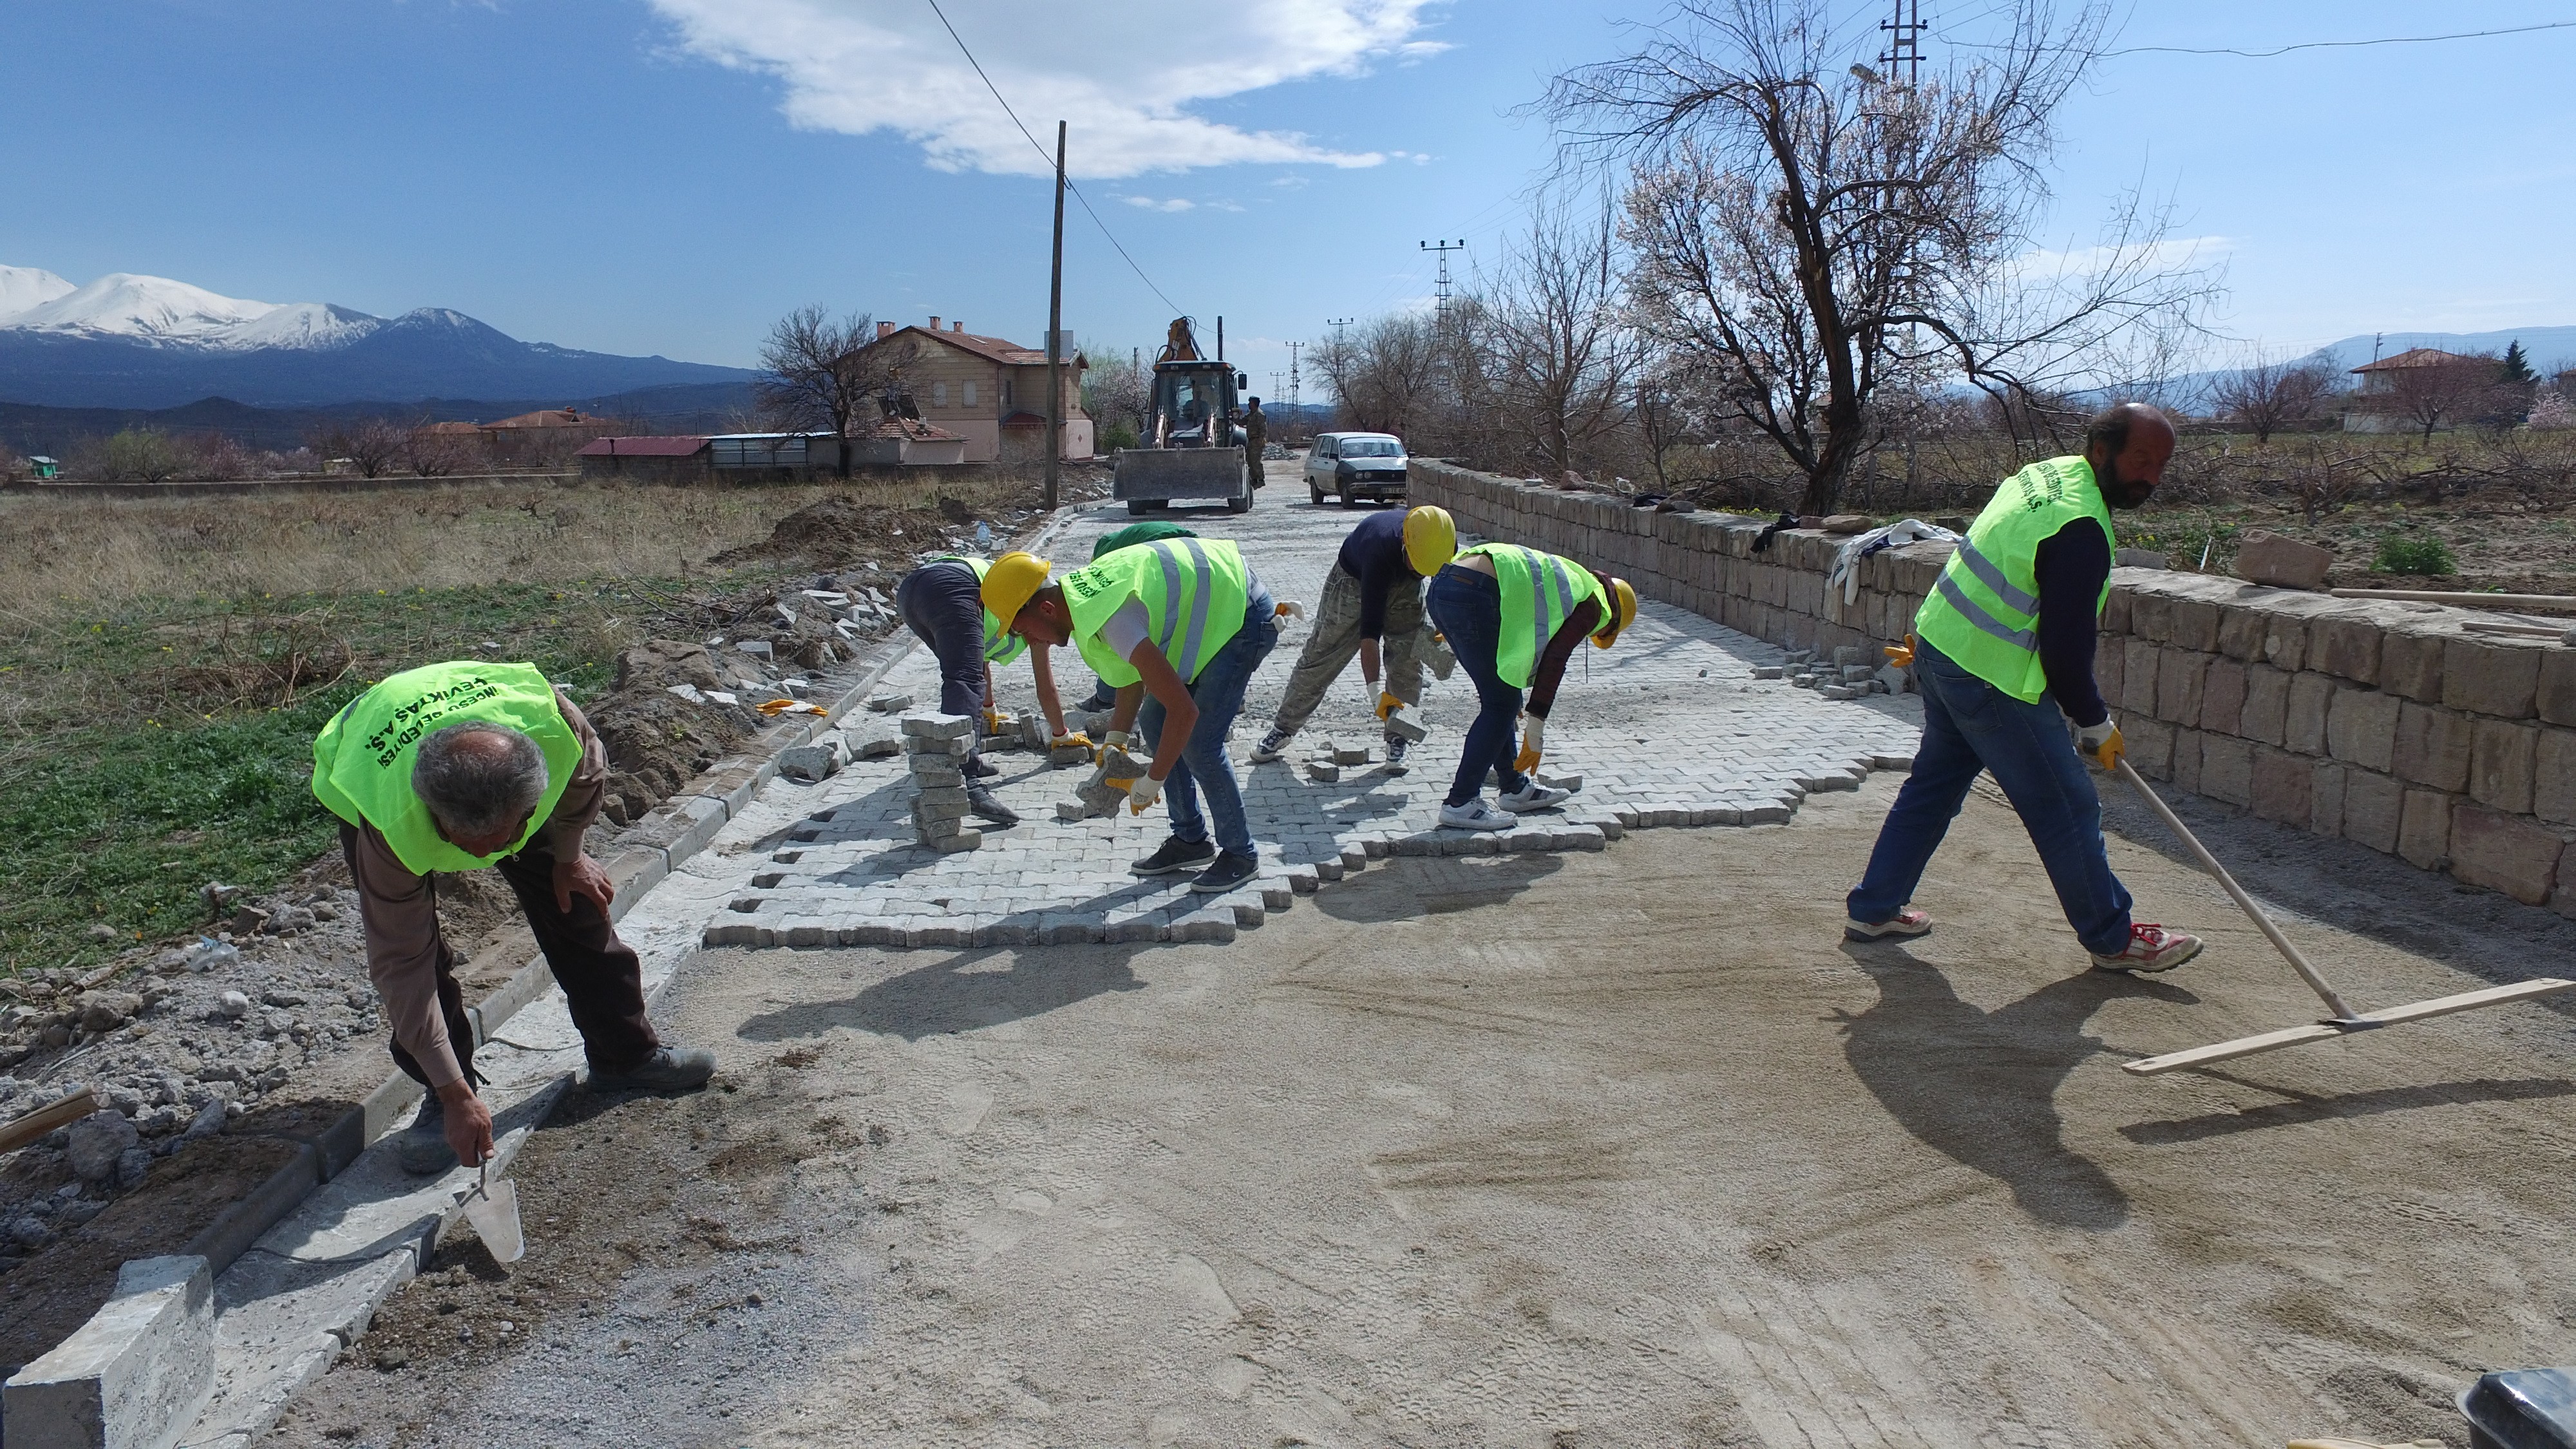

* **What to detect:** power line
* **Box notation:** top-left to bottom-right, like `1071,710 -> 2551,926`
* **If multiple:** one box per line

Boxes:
2108,19 -> 2576,59
922,0 -> 1184,317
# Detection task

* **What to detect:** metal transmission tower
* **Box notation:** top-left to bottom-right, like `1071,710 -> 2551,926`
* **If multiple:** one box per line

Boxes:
1419,240 -> 1467,327
1879,0 -> 1925,85
1286,340 -> 1302,424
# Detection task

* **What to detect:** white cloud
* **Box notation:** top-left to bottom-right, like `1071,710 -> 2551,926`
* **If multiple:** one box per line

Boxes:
1125,196 -> 1197,212
643,0 -> 1444,178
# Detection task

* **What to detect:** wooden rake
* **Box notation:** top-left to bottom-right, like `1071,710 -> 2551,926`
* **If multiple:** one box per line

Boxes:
2112,759 -> 2576,1076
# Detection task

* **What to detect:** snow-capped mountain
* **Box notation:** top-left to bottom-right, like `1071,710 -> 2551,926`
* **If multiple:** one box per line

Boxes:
0,263 -> 757,408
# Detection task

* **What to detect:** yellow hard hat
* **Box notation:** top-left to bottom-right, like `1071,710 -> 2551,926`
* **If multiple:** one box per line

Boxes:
1401,505 -> 1457,577
1593,576 -> 1638,649
980,551 -> 1053,623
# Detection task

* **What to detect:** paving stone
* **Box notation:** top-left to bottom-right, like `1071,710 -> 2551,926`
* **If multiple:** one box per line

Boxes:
866,693 -> 914,713
900,710 -> 976,739
1307,762 -> 1341,782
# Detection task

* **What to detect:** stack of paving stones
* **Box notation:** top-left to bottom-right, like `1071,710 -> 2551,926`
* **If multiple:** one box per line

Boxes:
902,712 -> 982,853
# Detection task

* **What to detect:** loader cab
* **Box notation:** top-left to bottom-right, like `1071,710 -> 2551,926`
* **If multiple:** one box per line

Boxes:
1152,361 -> 1249,448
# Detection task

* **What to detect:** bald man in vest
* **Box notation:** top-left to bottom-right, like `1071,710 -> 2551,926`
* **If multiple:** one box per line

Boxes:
312,663 -> 715,1175
1844,402 -> 2203,973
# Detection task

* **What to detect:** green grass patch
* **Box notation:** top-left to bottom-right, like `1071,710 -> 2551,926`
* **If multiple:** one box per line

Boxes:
2372,532 -> 2456,576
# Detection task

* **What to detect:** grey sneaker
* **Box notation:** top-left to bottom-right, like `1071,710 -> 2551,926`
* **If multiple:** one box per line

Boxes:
1497,782 -> 1571,813
1133,835 -> 1217,876
1248,728 -> 1291,764
967,786 -> 1021,827
589,1046 -> 717,1094
1382,735 -> 1410,772
1189,850 -> 1260,895
395,1092 -> 456,1176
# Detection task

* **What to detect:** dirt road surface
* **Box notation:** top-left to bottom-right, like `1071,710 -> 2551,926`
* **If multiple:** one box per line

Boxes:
257,759 -> 2576,1446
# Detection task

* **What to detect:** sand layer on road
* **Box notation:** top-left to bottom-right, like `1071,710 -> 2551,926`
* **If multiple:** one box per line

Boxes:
261,778 -> 2576,1448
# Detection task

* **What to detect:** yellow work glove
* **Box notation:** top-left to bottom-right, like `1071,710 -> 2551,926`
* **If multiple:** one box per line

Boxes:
1050,730 -> 1092,752
1514,714 -> 1545,775
1126,773 -> 1164,815
1376,691 -> 1401,721
981,706 -> 1012,735
1884,635 -> 1915,669
2076,718 -> 2125,772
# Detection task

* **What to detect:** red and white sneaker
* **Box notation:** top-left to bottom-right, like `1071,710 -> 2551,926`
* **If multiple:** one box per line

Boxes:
1845,907 -> 1932,942
2090,923 -> 2203,973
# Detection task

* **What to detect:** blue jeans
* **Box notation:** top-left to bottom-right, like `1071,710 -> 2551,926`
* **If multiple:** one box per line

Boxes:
1425,565 -> 1529,807
1848,639 -> 2133,955
1139,585 -> 1278,858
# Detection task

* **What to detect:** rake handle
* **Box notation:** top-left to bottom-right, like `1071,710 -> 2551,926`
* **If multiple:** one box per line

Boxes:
2112,759 -> 2362,1022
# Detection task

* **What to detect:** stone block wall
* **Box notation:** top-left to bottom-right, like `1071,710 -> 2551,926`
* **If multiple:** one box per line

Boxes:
1411,459 -> 2576,913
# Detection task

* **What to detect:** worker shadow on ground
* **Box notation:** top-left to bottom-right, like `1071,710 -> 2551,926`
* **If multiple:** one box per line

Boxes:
2117,1071 -> 2575,1146
1833,945 -> 2195,1231
1311,852 -> 1568,924
735,927 -> 1163,1045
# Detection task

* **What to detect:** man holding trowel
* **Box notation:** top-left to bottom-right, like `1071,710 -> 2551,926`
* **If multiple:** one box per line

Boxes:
312,661 -> 717,1175
1843,402 -> 2203,973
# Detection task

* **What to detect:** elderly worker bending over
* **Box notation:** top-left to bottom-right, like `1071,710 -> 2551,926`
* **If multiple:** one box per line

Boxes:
312,661 -> 715,1175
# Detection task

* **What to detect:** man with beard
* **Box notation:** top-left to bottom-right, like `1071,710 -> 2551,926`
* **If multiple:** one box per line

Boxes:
1843,402 -> 2204,974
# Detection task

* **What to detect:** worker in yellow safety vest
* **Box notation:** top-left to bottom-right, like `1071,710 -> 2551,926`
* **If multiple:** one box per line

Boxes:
895,552 -> 1100,828
1845,401 -> 2204,973
983,538 -> 1282,895
1424,541 -> 1636,831
312,661 -> 715,1176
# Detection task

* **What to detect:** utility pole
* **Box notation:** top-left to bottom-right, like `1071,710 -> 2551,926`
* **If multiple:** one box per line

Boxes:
1216,316 -> 1224,361
1879,0 -> 1924,86
1418,240 -> 1465,329
1043,119 -> 1066,510
1286,339 -> 1302,439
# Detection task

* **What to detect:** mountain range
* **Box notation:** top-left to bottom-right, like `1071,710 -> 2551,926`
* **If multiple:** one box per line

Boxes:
0,264 -> 759,409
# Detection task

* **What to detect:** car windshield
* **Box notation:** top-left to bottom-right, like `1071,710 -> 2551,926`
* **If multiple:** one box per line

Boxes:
1340,439 -> 1403,458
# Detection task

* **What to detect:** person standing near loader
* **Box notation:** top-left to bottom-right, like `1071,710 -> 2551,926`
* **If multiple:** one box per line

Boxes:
983,538 -> 1280,895
1843,401 -> 2202,972
1249,504 -> 1454,770
311,661 -> 715,1175
894,553 -> 1099,827
1425,542 -> 1636,831
1242,396 -> 1267,488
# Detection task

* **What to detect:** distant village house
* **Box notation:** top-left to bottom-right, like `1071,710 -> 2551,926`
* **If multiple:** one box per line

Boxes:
867,317 -> 1092,464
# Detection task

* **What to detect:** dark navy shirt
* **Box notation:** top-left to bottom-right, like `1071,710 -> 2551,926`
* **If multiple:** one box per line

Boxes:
1336,509 -> 1416,638
2035,517 -> 2112,727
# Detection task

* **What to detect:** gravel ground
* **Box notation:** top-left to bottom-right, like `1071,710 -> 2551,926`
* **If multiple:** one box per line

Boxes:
253,765 -> 2576,1448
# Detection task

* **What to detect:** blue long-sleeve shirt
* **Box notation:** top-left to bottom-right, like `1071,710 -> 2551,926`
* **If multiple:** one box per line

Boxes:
1336,509 -> 1416,638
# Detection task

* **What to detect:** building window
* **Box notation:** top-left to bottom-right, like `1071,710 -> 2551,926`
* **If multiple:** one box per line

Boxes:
963,381 -> 978,408
1002,379 -> 1012,406
932,382 -> 948,408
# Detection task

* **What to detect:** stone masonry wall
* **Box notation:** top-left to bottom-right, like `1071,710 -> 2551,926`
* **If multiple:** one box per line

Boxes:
1410,459 -> 2576,914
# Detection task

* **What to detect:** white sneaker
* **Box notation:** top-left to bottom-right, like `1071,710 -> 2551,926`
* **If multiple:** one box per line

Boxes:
1439,799 -> 1513,831
1248,728 -> 1291,764
1496,782 -> 1571,813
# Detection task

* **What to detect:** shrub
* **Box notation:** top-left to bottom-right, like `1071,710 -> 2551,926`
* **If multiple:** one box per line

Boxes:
1099,422 -> 1139,452
2372,532 -> 2456,576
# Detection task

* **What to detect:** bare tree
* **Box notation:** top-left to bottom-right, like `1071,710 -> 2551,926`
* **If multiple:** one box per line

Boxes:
2210,348 -> 2335,444
756,307 -> 913,467
1479,196 -> 1640,480
1322,313 -> 1444,438
401,422 -> 481,477
305,417 -> 406,478
1553,0 -> 2219,513
1083,349 -> 1152,448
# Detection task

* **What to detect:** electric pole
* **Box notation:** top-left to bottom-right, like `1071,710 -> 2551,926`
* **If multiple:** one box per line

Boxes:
1286,339 -> 1302,439
1879,0 -> 1924,86
1043,119 -> 1066,510
1419,240 -> 1465,329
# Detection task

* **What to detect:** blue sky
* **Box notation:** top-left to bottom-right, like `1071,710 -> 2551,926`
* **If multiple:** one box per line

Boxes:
3,1 -> 2573,394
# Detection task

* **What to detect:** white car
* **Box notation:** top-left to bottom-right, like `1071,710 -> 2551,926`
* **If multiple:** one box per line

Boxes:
1305,432 -> 1408,506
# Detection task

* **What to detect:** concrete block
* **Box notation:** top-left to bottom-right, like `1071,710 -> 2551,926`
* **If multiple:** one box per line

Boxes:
2169,598 -> 2221,652
2199,659 -> 2248,737
899,711 -> 976,740
2201,735 -> 2255,807
1331,744 -> 1374,766
1306,762 -> 1341,783
927,828 -> 983,854
2155,650 -> 2209,728
3,1255 -> 214,1449
2308,612 -> 2383,685
2324,687 -> 2399,773
2342,770 -> 2405,854
2232,530 -> 2334,590
2249,746 -> 2313,825
2539,652 -> 2576,727
2310,761 -> 2347,837
2380,627 -> 2448,702
914,785 -> 970,811
2443,638 -> 2543,719
774,741 -> 844,783
2170,728 -> 2205,795
2448,805 -> 2566,905
866,693 -> 914,713
2393,701 -> 2474,791
2238,665 -> 2290,746
2537,732 -> 2576,827
2469,719 -> 2539,814
2398,789 -> 2455,870
2284,672 -> 2335,755
2120,640 -> 2161,715
848,732 -> 903,760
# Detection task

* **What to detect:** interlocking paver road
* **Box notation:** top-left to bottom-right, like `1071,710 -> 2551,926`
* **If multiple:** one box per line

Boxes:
705,493 -> 1923,949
